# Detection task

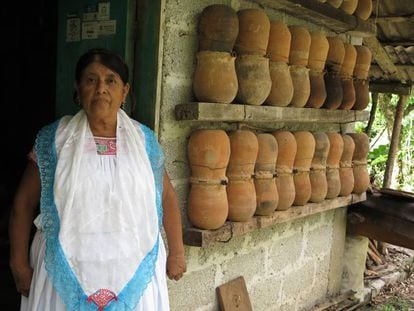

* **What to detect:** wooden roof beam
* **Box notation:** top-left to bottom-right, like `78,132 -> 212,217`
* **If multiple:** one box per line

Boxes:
369,14 -> 414,23
369,81 -> 412,95
363,36 -> 406,82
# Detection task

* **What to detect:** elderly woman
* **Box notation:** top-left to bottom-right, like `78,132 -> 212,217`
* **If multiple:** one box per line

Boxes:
9,48 -> 186,310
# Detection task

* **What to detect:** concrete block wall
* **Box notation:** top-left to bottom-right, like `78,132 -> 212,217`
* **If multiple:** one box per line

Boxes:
158,0 -> 351,309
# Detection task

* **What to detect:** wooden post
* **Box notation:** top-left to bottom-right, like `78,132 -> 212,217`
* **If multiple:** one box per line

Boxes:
383,95 -> 408,188
365,93 -> 378,135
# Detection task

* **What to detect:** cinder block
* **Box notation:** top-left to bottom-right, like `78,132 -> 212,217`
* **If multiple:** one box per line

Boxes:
269,233 -> 304,272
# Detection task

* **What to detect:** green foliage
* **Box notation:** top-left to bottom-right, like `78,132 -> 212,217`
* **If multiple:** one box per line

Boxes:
368,144 -> 389,187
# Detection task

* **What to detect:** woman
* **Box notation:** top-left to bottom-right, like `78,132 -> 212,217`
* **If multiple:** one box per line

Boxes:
9,48 -> 186,310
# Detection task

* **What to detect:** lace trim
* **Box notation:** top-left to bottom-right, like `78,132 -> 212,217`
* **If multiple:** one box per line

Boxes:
35,119 -> 165,311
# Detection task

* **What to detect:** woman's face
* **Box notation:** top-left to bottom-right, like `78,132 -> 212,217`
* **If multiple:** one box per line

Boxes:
76,62 -> 129,120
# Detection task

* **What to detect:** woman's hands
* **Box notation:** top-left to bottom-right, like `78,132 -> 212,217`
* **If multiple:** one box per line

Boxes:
166,252 -> 186,281
10,263 -> 33,297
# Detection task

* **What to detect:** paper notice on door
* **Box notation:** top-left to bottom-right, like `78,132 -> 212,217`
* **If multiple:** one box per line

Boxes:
66,17 -> 81,42
98,20 -> 116,36
82,21 -> 99,39
98,2 -> 110,20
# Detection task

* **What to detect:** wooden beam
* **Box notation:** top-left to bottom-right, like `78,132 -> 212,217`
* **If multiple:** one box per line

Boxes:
363,36 -> 405,82
369,14 -> 414,23
250,0 -> 376,37
379,41 -> 414,47
175,103 -> 370,123
369,82 -> 412,95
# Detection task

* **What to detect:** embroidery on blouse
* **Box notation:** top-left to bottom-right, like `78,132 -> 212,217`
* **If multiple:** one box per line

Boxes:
36,118 -> 164,311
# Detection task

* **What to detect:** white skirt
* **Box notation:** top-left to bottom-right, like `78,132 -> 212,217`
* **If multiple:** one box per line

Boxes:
21,230 -> 170,311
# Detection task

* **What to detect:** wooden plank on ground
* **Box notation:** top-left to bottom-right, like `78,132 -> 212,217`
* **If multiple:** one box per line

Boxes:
217,276 -> 253,311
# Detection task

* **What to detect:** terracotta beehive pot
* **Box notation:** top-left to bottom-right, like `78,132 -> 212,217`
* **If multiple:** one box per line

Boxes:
306,70 -> 327,109
323,71 -> 343,110
254,133 -> 278,216
327,0 -> 344,8
340,0 -> 358,14
235,55 -> 272,105
308,31 -> 329,72
355,0 -> 373,20
193,51 -> 238,104
353,45 -> 372,80
288,26 -> 311,67
188,129 -> 231,180
339,78 -> 356,110
188,183 -> 228,230
227,178 -> 257,222
340,43 -> 357,78
290,65 -> 311,108
293,131 -> 315,206
326,37 -> 345,73
235,8 -> 270,56
227,130 -> 259,176
265,61 -> 294,107
267,21 -> 291,63
349,133 -> 370,194
309,132 -> 330,203
272,131 -> 297,210
198,4 -> 239,53
339,134 -> 355,196
352,79 -> 370,110
326,133 -> 344,199
226,130 -> 258,222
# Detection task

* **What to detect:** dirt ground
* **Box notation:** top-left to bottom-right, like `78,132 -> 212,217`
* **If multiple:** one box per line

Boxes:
361,245 -> 414,310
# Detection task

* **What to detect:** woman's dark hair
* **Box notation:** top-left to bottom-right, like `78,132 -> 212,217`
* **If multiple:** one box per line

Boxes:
73,47 -> 135,113
75,47 -> 129,84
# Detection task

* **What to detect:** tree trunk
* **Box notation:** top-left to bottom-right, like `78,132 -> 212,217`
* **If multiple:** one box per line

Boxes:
383,95 -> 408,188
365,92 -> 378,135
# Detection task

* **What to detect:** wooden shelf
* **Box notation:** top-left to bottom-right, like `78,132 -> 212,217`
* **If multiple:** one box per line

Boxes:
184,192 -> 366,247
251,0 -> 376,37
175,103 -> 370,124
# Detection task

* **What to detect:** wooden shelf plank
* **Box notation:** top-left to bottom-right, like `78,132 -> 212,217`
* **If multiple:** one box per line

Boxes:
250,0 -> 376,37
175,103 -> 370,124
184,193 -> 367,247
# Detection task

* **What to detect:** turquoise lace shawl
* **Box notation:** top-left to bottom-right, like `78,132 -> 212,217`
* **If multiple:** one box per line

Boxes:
35,118 -> 164,311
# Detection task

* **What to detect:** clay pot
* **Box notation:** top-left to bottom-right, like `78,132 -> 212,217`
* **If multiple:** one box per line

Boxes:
290,65 -> 311,108
308,31 -> 329,72
272,131 -> 297,210
254,133 -> 278,216
323,71 -> 343,110
293,131 -> 315,206
310,132 -> 330,203
352,79 -> 370,110
198,4 -> 239,53
340,43 -> 357,78
327,0 -> 344,8
227,130 -> 259,177
235,55 -> 272,105
339,78 -> 356,110
267,21 -> 291,63
349,133 -> 370,194
355,0 -> 373,20
326,133 -> 344,199
235,9 -> 270,56
353,45 -> 372,80
188,130 -> 231,180
227,178 -> 257,222
326,37 -> 345,73
265,61 -> 294,107
339,134 -> 355,196
288,26 -> 311,67
188,183 -> 228,230
255,133 -> 278,172
193,51 -> 238,104
306,70 -> 327,109
340,0 -> 358,15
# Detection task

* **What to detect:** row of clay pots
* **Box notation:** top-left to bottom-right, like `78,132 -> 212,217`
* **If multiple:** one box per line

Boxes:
322,0 -> 373,20
193,51 -> 370,110
187,129 -> 370,230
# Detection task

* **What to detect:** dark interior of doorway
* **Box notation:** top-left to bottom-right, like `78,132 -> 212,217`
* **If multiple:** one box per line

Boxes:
0,1 -> 57,309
